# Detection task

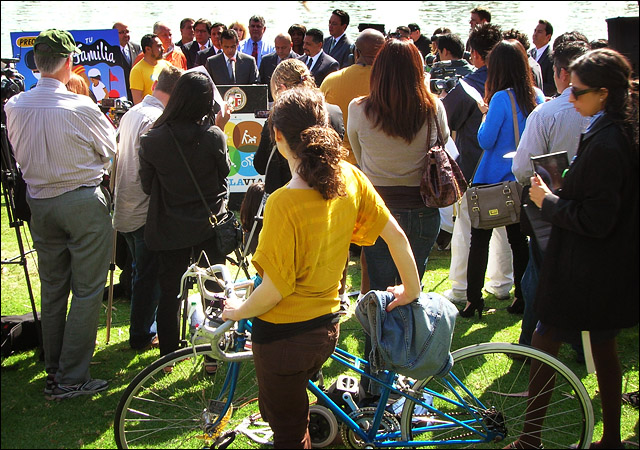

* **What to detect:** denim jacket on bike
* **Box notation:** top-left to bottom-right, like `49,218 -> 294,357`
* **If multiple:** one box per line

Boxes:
356,291 -> 457,379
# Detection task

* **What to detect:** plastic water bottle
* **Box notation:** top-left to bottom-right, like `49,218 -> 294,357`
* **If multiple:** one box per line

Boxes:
188,294 -> 206,336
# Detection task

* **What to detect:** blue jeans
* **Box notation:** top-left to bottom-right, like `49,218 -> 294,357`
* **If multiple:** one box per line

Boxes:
364,206 -> 440,291
122,226 -> 160,349
519,236 -> 542,345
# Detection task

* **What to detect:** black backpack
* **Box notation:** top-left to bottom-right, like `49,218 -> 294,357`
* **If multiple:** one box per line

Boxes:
1,312 -> 40,357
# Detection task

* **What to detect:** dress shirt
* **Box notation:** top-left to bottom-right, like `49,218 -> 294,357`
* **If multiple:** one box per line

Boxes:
306,51 -> 323,71
532,43 -> 549,62
512,88 -> 589,183
329,33 -> 346,51
121,44 -> 131,64
5,77 -> 116,199
198,41 -> 211,51
113,95 -> 165,232
239,39 -> 274,67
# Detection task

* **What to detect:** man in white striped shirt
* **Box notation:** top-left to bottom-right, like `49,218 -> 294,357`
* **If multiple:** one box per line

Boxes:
511,37 -> 591,348
5,29 -> 116,400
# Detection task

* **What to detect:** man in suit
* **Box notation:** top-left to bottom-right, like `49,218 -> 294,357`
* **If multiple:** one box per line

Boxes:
530,19 -> 556,97
181,18 -> 211,69
206,29 -> 259,86
239,15 -> 275,68
195,22 -> 226,67
323,9 -> 354,69
299,28 -> 339,87
260,33 -> 298,102
113,22 -> 142,101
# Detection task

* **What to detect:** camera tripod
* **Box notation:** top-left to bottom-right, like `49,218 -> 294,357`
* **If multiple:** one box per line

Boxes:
1,121 -> 44,359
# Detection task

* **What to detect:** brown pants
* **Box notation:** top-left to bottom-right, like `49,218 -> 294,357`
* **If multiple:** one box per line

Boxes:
253,322 -> 339,449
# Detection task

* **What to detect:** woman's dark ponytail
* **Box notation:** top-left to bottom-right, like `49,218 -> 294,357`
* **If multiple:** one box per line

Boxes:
269,88 -> 347,200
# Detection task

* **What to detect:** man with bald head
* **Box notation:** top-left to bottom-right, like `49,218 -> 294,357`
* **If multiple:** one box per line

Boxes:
319,28 -> 385,164
113,22 -> 142,101
153,22 -> 187,70
259,33 -> 299,102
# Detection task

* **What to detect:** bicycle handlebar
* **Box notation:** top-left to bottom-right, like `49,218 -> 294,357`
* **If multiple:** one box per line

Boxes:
201,320 -> 254,362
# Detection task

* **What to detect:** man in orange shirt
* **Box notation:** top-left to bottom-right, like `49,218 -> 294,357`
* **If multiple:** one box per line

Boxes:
131,23 -> 187,71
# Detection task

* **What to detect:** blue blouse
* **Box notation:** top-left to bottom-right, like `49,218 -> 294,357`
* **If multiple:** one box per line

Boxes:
475,88 -> 545,184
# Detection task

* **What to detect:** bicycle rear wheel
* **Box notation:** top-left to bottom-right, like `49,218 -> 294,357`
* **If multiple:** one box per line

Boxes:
114,344 -> 264,449
400,342 -> 594,448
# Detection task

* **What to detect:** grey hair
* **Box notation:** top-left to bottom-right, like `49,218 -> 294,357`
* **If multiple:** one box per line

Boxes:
34,44 -> 70,74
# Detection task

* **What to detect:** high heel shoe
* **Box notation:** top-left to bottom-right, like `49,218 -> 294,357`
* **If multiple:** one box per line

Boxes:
459,300 -> 484,319
507,297 -> 525,314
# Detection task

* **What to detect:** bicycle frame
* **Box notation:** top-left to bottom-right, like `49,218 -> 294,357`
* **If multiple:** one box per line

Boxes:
203,316 -> 501,448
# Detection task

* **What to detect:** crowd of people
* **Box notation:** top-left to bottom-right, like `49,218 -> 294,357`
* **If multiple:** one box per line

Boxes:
3,5 -> 638,450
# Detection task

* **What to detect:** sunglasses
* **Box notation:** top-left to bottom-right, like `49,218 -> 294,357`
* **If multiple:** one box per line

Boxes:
570,85 -> 601,98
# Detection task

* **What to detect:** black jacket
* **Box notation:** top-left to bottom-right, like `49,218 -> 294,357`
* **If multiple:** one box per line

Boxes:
535,114 -> 639,330
139,121 -> 230,251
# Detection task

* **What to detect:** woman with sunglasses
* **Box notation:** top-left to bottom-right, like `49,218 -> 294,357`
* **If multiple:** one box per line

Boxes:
509,48 -> 639,449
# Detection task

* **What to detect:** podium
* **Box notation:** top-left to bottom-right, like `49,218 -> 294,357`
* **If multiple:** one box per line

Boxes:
217,85 -> 269,196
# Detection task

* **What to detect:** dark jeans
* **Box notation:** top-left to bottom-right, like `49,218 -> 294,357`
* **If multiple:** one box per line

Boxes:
156,235 -> 224,356
364,206 -> 440,290
253,322 -> 339,449
362,206 -> 439,394
122,226 -> 160,349
467,223 -> 529,304
519,235 -> 542,345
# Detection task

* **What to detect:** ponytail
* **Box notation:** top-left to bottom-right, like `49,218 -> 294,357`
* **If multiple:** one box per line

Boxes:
296,126 -> 347,200
269,87 -> 347,200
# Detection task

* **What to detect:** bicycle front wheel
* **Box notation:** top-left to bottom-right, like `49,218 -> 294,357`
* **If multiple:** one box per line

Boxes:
400,342 -> 594,448
114,344 -> 263,449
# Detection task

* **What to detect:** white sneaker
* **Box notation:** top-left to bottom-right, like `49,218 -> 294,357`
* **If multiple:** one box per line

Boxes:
443,289 -> 467,305
483,287 -> 511,300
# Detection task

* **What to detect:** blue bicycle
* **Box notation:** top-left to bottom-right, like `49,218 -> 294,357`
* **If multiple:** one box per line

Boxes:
114,263 -> 594,449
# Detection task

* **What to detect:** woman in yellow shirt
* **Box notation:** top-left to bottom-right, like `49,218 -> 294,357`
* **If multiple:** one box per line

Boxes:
222,87 -> 421,449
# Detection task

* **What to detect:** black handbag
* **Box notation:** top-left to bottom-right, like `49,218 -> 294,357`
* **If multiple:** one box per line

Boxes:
420,116 -> 467,208
167,126 -> 242,256
467,90 -> 523,229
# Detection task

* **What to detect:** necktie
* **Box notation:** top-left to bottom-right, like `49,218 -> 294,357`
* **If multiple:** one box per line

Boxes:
531,48 -> 537,60
122,47 -> 131,64
200,44 -> 206,51
307,57 -> 313,69
228,57 -> 236,84
252,42 -> 258,60
330,37 -> 337,52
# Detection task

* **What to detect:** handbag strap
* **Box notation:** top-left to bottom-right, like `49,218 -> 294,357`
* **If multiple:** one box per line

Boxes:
166,125 -> 221,226
507,89 -> 520,148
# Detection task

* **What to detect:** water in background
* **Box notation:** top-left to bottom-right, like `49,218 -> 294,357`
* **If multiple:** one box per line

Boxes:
2,1 -> 638,58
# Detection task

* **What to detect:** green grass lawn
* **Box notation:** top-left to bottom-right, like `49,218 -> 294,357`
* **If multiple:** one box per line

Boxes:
1,203 -> 638,448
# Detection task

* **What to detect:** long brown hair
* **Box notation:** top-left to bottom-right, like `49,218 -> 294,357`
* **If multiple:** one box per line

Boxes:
485,40 -> 538,116
363,39 -> 438,143
269,88 -> 347,200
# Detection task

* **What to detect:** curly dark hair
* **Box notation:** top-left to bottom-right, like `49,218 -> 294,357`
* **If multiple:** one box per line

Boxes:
467,23 -> 502,61
269,88 -> 347,200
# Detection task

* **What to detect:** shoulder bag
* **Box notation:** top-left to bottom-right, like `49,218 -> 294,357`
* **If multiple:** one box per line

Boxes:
419,114 -> 467,208
467,90 -> 523,229
167,126 -> 242,257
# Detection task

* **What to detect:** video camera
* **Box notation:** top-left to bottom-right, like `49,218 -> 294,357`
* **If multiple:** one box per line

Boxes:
1,58 -> 25,105
100,97 -> 133,128
429,61 -> 461,95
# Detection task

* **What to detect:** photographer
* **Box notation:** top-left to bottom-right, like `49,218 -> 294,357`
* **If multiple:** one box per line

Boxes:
5,29 -> 116,400
434,33 -> 475,78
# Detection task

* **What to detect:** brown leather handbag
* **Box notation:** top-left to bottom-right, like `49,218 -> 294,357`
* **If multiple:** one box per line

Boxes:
420,116 -> 467,208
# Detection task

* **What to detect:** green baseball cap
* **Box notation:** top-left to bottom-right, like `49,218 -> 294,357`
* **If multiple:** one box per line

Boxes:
34,29 -> 81,57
